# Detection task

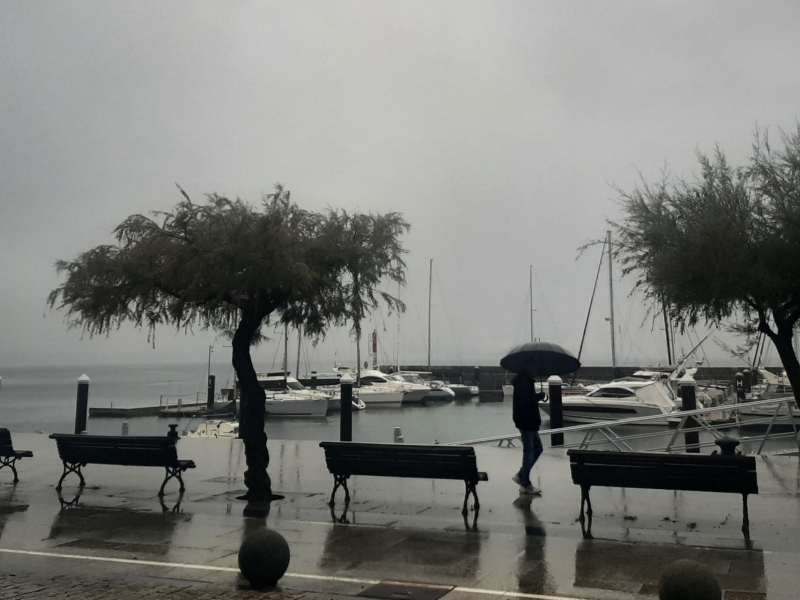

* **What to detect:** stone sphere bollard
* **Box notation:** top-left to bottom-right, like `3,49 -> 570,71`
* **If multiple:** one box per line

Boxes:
238,529 -> 291,587
659,559 -> 721,600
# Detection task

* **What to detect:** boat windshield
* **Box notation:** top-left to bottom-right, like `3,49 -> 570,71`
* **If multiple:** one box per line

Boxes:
586,387 -> 636,398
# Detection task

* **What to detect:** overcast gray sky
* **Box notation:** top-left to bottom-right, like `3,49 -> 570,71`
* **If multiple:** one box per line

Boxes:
2,1 -> 800,371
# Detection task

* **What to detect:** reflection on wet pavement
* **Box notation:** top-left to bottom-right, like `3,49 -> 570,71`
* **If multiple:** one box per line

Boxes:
0,434 -> 796,600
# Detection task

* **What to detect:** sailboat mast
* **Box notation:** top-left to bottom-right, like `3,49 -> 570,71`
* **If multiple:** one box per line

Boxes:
295,326 -> 302,378
662,302 -> 673,365
427,258 -> 432,371
529,265 -> 534,343
396,280 -> 401,372
607,231 -> 617,373
283,323 -> 289,384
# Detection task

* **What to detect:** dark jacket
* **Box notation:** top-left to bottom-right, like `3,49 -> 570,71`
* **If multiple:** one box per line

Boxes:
512,372 -> 546,431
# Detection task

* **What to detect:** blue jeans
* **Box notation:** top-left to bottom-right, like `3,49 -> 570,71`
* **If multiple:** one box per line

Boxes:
517,429 -> 543,487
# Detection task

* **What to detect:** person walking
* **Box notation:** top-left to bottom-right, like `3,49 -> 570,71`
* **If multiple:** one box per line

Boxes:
511,369 -> 546,494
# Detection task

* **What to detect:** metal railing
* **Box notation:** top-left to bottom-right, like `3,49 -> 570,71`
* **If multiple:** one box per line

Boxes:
447,396 -> 800,456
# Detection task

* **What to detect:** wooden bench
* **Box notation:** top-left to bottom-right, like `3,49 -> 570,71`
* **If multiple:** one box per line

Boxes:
0,429 -> 33,483
568,443 -> 758,538
319,441 -> 488,515
49,427 -> 195,496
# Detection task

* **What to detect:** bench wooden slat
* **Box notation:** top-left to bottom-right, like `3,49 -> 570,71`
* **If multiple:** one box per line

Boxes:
0,428 -> 32,482
320,441 -> 488,516
49,432 -> 195,496
567,448 -> 758,539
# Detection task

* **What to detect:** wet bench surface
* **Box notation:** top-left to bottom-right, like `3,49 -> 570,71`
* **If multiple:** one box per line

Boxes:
320,441 -> 488,515
0,428 -> 33,483
568,448 -> 758,538
50,432 -> 195,497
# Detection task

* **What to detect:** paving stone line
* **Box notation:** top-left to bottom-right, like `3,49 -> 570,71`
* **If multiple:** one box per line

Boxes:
0,572 -> 306,599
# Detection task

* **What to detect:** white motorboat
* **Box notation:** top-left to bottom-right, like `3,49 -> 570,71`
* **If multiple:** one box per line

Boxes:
358,369 -> 430,403
395,371 -> 455,399
736,371 -> 798,428
255,372 -> 329,416
447,383 -> 479,397
539,381 -> 679,425
354,385 -> 404,407
187,420 -> 239,438
263,391 -> 328,417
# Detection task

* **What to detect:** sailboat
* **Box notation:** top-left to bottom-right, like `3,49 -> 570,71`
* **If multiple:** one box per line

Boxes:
402,259 -> 456,400
256,326 -> 329,417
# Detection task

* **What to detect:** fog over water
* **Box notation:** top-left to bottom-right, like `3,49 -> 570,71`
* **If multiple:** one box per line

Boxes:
3,2 -> 800,371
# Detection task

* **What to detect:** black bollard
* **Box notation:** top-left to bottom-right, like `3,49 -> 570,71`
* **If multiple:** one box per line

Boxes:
473,366 -> 480,386
207,374 -> 216,410
310,371 -> 317,390
548,375 -> 564,447
168,423 -> 179,439
680,376 -> 700,453
735,372 -> 745,403
742,369 -> 752,394
340,374 -> 353,442
74,374 -> 90,434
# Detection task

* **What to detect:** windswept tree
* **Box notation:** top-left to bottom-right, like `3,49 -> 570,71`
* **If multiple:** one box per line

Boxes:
327,210 -> 408,382
48,185 -> 408,500
611,125 -> 800,409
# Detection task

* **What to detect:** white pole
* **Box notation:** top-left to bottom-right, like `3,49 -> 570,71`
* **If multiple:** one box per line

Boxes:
427,258 -> 433,371
283,324 -> 289,383
295,326 -> 302,378
607,231 -> 617,372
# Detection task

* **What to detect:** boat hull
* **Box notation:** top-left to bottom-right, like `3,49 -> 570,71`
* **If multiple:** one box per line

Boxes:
540,400 -> 669,425
265,396 -> 328,417
357,389 -> 404,407
401,389 -> 428,403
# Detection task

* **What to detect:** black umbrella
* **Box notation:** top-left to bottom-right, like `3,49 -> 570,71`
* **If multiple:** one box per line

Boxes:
500,341 -> 581,376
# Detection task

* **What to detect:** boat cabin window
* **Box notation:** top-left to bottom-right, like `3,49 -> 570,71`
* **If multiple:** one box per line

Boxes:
361,376 -> 387,384
587,387 -> 636,398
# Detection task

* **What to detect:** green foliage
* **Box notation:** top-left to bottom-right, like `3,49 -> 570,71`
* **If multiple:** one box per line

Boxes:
611,126 -> 800,341
48,185 -> 409,346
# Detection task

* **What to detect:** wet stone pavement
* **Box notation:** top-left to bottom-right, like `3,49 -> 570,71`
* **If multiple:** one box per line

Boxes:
0,434 -> 798,599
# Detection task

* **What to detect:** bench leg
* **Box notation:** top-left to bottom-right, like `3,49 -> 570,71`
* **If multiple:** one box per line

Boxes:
742,494 -> 751,540
463,482 -> 480,516
579,485 -> 593,539
329,475 -> 350,507
159,466 -> 185,497
0,457 -> 19,483
56,462 -> 85,491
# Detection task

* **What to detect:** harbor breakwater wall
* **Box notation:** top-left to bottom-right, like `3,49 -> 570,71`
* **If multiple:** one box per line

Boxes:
398,365 -> 779,391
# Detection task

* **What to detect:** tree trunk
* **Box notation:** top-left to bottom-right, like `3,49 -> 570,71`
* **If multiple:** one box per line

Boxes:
232,310 -> 272,500
763,317 -> 800,412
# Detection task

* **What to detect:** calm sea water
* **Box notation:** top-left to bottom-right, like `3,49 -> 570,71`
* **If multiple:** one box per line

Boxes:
2,364 -> 794,453
0,363 -> 517,444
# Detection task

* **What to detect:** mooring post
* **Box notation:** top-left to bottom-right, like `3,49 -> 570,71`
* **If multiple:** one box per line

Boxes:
74,374 -> 90,434
679,374 -> 700,453
735,371 -> 745,402
310,371 -> 317,390
207,374 -> 216,409
340,374 -> 353,442
742,368 -> 752,394
548,375 -> 563,447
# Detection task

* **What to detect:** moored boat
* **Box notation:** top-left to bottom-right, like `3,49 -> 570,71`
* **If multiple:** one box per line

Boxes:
539,380 -> 678,425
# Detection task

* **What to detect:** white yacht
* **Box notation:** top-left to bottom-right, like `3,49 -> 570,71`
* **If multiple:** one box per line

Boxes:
328,367 -> 408,407
359,370 -> 430,403
539,380 -> 679,425
395,371 -> 455,399
257,373 -> 329,417
187,420 -> 239,438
